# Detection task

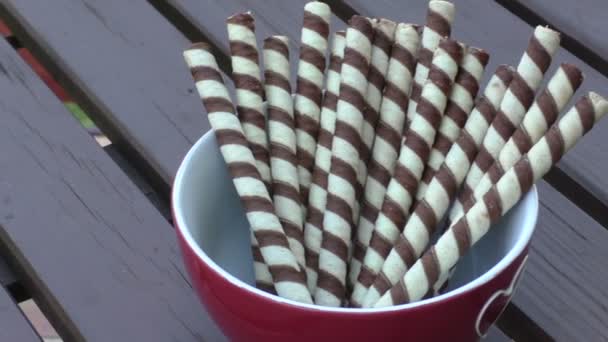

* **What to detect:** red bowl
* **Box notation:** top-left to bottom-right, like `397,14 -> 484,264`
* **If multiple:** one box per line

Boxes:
172,131 -> 538,341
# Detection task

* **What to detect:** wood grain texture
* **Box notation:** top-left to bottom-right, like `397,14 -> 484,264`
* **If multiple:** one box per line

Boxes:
0,34 -> 223,341
513,181 -> 608,341
0,0 -> 215,196
499,0 -> 608,71
155,0 -> 346,82
0,256 -> 16,286
343,0 -> 608,207
0,286 -> 40,341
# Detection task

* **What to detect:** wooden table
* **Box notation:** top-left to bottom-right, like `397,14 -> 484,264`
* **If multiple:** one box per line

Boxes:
0,0 -> 605,340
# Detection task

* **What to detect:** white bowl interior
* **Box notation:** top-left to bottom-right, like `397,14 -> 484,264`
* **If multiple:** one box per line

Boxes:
173,132 -> 538,311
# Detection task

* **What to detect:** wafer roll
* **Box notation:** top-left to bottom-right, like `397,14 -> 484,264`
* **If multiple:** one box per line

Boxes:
361,65 -> 515,307
250,233 -> 275,293
226,13 -> 272,192
294,1 -> 332,209
315,16 -> 374,307
304,31 -> 346,292
408,0 -> 455,122
464,64 -> 583,213
184,44 -> 312,303
350,39 -> 463,306
449,26 -> 561,223
350,23 -> 420,288
416,47 -> 490,200
376,93 -> 608,306
263,36 -> 307,273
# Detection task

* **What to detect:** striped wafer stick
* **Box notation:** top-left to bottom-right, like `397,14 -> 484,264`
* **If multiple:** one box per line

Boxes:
184,44 -> 312,303
315,16 -> 374,307
408,0 -> 455,122
416,47 -> 490,200
350,39 -> 463,306
304,31 -> 346,292
361,65 -> 515,307
463,63 -> 583,213
350,23 -> 420,287
263,36 -> 307,272
226,13 -> 272,192
294,1 -> 332,209
375,93 -> 608,306
356,18 -> 397,203
449,26 -> 561,223
250,233 -> 275,293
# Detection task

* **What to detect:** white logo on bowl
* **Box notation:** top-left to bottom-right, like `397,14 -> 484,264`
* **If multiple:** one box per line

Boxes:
475,255 -> 528,338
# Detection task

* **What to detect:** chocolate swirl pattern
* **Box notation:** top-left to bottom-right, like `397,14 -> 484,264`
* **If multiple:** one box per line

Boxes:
315,16 -> 374,307
350,39 -> 463,306
184,44 -> 312,304
362,65 -> 515,307
408,0 -> 455,122
264,36 -> 307,272
449,26 -> 561,224
294,1 -> 332,210
304,31 -> 346,292
375,93 -> 608,307
350,23 -> 420,288
416,47 -> 490,200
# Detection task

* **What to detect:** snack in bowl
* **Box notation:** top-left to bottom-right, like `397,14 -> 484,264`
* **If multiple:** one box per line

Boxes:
175,0 -> 608,340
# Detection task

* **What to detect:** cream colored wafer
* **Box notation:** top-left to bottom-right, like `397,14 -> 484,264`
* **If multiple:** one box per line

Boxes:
408,0 -> 455,122
361,65 -> 515,307
350,23 -> 420,288
227,12 -> 272,192
375,93 -> 608,306
463,64 -> 583,213
315,16 -> 374,307
294,1 -> 332,210
416,47 -> 490,200
449,26 -> 561,224
350,39 -> 463,307
264,36 -> 307,273
184,44 -> 312,303
304,31 -> 346,292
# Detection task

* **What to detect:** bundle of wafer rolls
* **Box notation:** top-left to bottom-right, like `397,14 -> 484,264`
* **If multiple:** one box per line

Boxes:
183,0 -> 608,308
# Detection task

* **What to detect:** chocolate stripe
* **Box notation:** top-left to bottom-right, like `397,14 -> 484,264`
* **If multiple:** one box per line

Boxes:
311,167 -> 328,189
303,10 -> 330,38
360,198 -> 381,223
317,128 -> 333,150
426,9 -> 452,38
576,95 -> 596,133
323,92 -> 339,112
417,96 -> 446,129
391,44 -> 417,74
264,37 -> 290,57
509,73 -> 535,109
295,108 -> 322,140
229,41 -> 261,64
256,230 -> 291,249
268,107 -> 295,130
342,47 -> 371,77
392,162 -> 420,196
458,131 -> 481,162
545,127 -> 565,165
482,188 -> 503,221
325,193 -> 354,226
227,161 -> 259,179
321,230 -> 349,261
273,181 -> 301,203
329,156 -> 359,191
382,81 -> 410,111
357,265 -> 378,287
191,65 -> 224,83
334,119 -> 363,152
435,165 -> 458,199
452,218 -> 472,256
232,73 -> 264,97
226,12 -> 255,30
415,201 -> 437,234
317,269 -> 345,299
421,248 -> 440,285
389,281 -> 410,305
202,97 -> 236,115
295,77 -> 323,106
241,195 -> 275,213
491,110 -> 517,141
367,159 -> 392,186
526,36 -> 552,73
369,232 -> 396,261
394,234 -> 418,267
380,197 -> 408,230
264,71 -> 292,93
298,44 -> 327,75
404,131 -> 432,163
375,119 -> 403,152
269,265 -> 307,284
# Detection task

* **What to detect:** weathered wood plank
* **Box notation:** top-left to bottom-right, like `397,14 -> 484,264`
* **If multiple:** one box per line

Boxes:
0,286 -> 40,341
0,32 -> 223,341
154,0 -> 346,81
0,0 -> 217,196
343,0 -> 608,207
498,0 -> 608,74
512,181 -> 608,341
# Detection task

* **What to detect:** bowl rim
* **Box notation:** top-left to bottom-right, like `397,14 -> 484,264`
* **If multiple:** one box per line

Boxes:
172,131 -> 539,314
